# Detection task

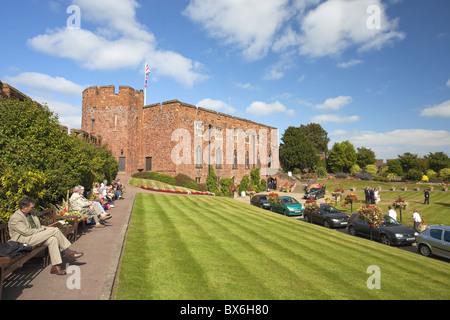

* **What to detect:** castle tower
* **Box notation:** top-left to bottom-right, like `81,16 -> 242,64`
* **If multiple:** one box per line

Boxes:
81,85 -> 144,174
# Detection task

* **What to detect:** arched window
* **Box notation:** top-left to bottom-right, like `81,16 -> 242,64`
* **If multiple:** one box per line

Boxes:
233,150 -> 238,169
216,147 -> 222,169
245,150 -> 250,169
195,145 -> 202,168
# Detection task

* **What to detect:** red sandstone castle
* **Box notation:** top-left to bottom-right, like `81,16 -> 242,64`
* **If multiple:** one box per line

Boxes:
81,85 -> 280,184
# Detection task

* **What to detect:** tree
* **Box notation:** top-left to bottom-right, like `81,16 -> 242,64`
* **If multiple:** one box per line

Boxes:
327,140 -> 357,173
206,165 -> 220,195
398,152 -> 418,173
279,126 -> 320,172
356,147 -> 376,168
387,159 -> 403,176
425,152 -> 450,172
0,98 -> 118,221
299,123 -> 330,154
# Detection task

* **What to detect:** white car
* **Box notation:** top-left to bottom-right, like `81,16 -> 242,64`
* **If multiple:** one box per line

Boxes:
417,225 -> 450,259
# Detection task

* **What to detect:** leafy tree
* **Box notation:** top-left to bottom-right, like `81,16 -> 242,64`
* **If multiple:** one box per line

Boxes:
0,98 -> 118,221
404,169 -> 423,181
280,126 -> 320,172
398,152 -> 418,173
327,140 -> 357,173
387,159 -> 403,176
238,175 -> 250,194
356,147 -> 376,168
364,164 -> 378,176
425,152 -> 450,172
439,168 -> 450,182
206,165 -> 220,195
299,123 -> 330,154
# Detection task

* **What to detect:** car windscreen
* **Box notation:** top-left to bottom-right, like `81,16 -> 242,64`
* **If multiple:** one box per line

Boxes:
382,216 -> 401,226
259,195 -> 267,200
323,206 -> 341,214
282,197 -> 299,204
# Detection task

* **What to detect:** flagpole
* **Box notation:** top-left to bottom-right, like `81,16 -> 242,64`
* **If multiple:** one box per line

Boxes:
144,62 -> 147,108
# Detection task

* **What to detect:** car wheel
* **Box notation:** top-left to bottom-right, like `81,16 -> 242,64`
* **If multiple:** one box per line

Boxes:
304,214 -> 310,223
283,210 -> 287,216
323,220 -> 330,228
380,234 -> 391,246
419,244 -> 432,257
348,225 -> 357,236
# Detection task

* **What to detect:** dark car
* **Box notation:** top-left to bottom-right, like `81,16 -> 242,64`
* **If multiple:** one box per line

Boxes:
250,194 -> 271,210
417,225 -> 450,259
303,186 -> 326,200
303,204 -> 349,228
348,213 -> 418,246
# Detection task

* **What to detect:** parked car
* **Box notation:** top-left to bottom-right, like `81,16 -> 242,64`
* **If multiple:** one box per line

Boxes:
348,213 -> 418,246
417,225 -> 450,259
304,204 -> 349,228
270,196 -> 304,216
250,194 -> 271,210
303,185 -> 326,200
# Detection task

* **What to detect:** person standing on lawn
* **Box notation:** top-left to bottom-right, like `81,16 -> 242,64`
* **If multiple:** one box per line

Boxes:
423,189 -> 430,204
412,209 -> 422,232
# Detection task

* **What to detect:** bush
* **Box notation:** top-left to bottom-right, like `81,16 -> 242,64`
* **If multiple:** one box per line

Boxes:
314,166 -> 328,178
219,178 -> 234,197
439,168 -> 450,182
404,169 -> 423,181
364,164 -> 378,176
238,175 -> 250,194
425,169 -> 437,180
350,164 -> 361,175
206,166 -> 220,195
334,172 -> 348,179
356,172 -> 372,180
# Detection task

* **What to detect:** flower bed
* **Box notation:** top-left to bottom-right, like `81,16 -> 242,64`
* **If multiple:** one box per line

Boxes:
140,185 -> 215,196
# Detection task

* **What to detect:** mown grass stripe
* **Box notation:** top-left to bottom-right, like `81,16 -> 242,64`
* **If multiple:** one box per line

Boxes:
115,193 -> 450,300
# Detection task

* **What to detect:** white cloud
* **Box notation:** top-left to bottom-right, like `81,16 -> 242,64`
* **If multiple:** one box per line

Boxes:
330,129 -> 450,159
5,72 -> 85,96
311,114 -> 359,123
197,98 -> 236,114
246,101 -> 294,116
183,0 -> 292,61
337,59 -> 363,68
316,96 -> 353,111
183,0 -> 404,62
28,0 -> 206,87
420,100 -> 450,118
299,0 -> 405,58
446,79 -> 450,88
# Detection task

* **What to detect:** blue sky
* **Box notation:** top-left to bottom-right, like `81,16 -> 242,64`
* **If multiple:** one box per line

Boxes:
1,0 -> 449,161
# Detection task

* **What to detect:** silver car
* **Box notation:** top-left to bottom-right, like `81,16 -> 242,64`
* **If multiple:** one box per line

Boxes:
417,225 -> 450,259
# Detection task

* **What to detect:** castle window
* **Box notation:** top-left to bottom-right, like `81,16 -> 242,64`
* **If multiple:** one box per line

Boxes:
91,119 -> 95,132
245,151 -> 250,169
114,113 -> 118,130
195,121 -> 203,137
245,132 -> 250,144
195,145 -> 203,168
233,150 -> 238,169
216,148 -> 222,169
215,128 -> 222,141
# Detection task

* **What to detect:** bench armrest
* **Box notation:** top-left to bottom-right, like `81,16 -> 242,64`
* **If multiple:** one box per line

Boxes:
0,256 -> 11,266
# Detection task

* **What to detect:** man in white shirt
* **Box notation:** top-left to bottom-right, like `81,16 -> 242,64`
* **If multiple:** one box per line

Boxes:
388,206 -> 397,221
412,209 -> 422,232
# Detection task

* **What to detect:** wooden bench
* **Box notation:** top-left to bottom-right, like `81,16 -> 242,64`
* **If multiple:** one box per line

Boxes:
0,206 -> 80,299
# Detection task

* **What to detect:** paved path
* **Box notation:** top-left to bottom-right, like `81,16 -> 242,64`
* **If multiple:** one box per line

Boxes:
2,174 -> 139,300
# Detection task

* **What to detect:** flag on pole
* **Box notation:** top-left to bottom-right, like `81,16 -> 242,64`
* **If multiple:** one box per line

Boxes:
145,63 -> 150,88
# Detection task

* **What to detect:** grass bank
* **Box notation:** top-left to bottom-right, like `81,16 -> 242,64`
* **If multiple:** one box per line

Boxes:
114,193 -> 450,300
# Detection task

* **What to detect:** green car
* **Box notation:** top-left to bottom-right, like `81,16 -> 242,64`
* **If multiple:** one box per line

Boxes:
270,196 -> 304,216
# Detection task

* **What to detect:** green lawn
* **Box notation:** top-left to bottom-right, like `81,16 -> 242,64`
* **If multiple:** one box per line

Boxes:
114,193 -> 450,300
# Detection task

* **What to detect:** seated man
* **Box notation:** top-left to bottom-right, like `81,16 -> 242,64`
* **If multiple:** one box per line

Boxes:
70,186 -> 109,228
8,197 -> 83,275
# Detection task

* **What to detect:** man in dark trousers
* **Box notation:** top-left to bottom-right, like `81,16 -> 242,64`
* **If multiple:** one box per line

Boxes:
424,189 -> 430,204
